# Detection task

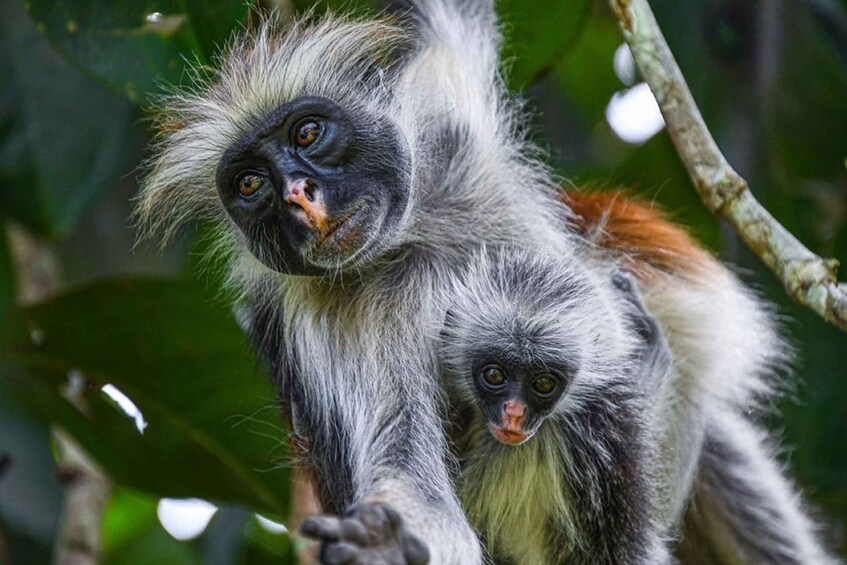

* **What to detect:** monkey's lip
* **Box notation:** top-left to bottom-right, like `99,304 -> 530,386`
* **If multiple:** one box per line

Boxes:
490,425 -> 530,446
314,205 -> 366,251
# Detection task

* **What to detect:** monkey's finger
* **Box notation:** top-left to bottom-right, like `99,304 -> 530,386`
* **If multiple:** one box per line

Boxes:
346,503 -> 398,538
339,517 -> 369,545
301,515 -> 342,541
401,533 -> 430,565
321,542 -> 358,565
380,504 -> 404,529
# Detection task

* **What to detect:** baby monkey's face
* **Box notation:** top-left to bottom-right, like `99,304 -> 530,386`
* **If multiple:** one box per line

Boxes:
472,360 -> 568,446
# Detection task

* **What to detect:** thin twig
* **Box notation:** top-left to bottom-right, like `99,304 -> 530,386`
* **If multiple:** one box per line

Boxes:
608,0 -> 847,332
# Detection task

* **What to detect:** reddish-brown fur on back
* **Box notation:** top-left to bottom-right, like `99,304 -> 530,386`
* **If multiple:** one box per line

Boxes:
563,191 -> 712,278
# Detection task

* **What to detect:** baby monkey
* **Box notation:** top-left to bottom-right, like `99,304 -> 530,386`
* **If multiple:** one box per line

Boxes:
441,250 -> 673,564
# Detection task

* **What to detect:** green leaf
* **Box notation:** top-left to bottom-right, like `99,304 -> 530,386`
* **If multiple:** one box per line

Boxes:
26,0 -> 252,105
0,218 -> 14,317
0,0 -> 135,237
106,526 -> 200,565
553,8 -> 623,124
499,0 -> 592,89
102,488 -> 161,558
0,278 -> 290,517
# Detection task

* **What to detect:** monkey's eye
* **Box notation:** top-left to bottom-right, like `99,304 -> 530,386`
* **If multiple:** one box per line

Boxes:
293,119 -> 322,148
531,374 -> 558,397
236,173 -> 267,198
478,365 -> 507,390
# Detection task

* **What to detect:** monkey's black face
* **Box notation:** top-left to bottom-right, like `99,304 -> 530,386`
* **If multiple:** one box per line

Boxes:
216,96 -> 411,275
471,360 -> 569,446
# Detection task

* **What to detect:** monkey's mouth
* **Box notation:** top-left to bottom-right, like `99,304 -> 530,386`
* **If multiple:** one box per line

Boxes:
312,205 -> 367,252
490,425 -> 531,446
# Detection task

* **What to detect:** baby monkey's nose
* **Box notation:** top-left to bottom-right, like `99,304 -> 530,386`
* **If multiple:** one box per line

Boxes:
504,400 -> 526,418
502,400 -> 527,431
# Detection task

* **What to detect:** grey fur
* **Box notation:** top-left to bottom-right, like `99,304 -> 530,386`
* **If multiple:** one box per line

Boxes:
136,1 -> 836,563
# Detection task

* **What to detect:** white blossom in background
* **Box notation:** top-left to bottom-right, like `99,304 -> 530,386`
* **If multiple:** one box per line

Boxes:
606,82 -> 666,145
101,384 -> 147,434
157,498 -> 218,541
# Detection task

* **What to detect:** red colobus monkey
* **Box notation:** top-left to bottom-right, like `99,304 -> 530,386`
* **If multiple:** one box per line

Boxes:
136,0 -> 834,562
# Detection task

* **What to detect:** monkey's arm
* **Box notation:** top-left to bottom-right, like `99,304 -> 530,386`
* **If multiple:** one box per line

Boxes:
391,0 -> 503,140
292,367 -> 481,564
246,298 -> 482,564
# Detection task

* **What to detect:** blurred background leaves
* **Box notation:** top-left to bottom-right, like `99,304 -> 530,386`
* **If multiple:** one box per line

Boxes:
0,0 -> 844,562
26,0 -> 252,105
0,0 -> 134,238
2,278 -> 291,514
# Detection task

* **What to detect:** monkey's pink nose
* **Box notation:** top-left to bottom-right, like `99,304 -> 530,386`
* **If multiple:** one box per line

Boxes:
504,400 -> 526,418
284,179 -> 328,232
285,178 -> 317,204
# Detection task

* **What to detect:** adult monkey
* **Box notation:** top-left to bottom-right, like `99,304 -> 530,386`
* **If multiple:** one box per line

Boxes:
136,0 -> 833,563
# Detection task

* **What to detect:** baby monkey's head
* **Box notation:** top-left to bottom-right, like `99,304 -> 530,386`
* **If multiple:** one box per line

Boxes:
469,351 -> 570,445
441,249 -> 647,446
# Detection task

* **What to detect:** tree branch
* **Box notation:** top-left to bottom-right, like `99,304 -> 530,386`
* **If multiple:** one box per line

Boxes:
608,0 -> 847,332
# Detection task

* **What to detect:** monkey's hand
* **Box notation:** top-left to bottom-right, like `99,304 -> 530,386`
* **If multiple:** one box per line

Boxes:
300,503 -> 430,565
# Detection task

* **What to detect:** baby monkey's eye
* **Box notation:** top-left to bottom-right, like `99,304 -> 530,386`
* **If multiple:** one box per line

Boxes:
237,172 -> 267,198
531,374 -> 558,397
479,364 -> 507,389
293,118 -> 322,148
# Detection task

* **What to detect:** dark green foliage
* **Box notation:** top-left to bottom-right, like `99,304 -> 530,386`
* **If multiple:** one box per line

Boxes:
498,0 -> 592,88
0,219 -> 13,316
0,0 -> 135,237
0,279 -> 290,516
26,0 -> 252,105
